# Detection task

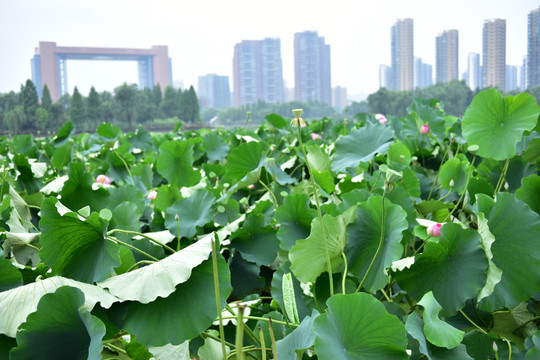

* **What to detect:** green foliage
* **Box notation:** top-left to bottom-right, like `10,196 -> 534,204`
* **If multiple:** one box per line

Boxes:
70,86 -> 87,129
0,88 -> 539,359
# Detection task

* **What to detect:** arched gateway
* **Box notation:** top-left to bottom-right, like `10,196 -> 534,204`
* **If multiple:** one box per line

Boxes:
31,41 -> 172,100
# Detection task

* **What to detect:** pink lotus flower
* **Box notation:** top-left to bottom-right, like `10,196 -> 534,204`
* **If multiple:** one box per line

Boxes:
311,133 -> 322,140
420,124 -> 430,135
375,114 -> 387,125
95,174 -> 111,185
147,190 -> 157,200
427,223 -> 442,237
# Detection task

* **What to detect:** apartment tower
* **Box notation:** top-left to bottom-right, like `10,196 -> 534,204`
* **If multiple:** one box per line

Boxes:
483,19 -> 506,90
435,30 -> 459,83
294,31 -> 332,104
528,6 -> 540,88
198,74 -> 231,109
391,18 -> 414,91
232,38 -> 284,106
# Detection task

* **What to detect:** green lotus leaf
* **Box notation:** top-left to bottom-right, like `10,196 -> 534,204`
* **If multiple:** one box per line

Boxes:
265,113 -> 288,129
289,214 -> 347,283
156,140 -> 201,188
109,184 -> 145,212
229,213 -> 279,266
9,286 -> 105,360
312,293 -> 409,359
525,331 -> 540,360
0,257 -> 23,292
522,138 -> 540,162
112,201 -> 142,242
39,197 -> 121,283
306,143 -> 331,172
229,250 -> 266,299
0,276 -> 118,337
128,126 -> 153,150
60,162 -> 110,212
97,122 -> 121,139
203,133 -> 230,162
122,256 -> 231,346
97,234 -> 213,303
461,89 -> 539,161
148,341 -> 190,360
52,120 -> 74,146
226,141 -> 264,182
387,140 -> 412,168
477,193 -> 540,311
331,123 -> 394,172
418,291 -> 464,349
438,157 -> 469,194
393,223 -> 488,316
165,189 -> 215,239
275,310 -> 319,360
516,174 -> 540,215
406,312 -> 473,359
51,143 -> 72,171
345,196 -> 408,292
275,193 -> 317,251
198,330 -> 230,359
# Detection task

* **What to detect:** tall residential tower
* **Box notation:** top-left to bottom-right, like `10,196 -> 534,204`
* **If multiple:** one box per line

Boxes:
294,31 -> 332,104
528,6 -> 540,88
435,30 -> 459,83
391,18 -> 414,91
232,38 -> 284,106
198,74 -> 230,109
483,19 -> 506,90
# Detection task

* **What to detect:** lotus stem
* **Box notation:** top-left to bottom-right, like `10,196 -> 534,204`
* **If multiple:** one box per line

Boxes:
212,236 -> 228,360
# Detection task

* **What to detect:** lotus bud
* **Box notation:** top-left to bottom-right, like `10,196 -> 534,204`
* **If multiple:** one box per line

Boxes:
504,182 -> 509,191
311,133 -> 322,140
420,124 -> 430,135
449,179 -> 455,187
492,341 -> 498,352
248,184 -> 255,190
427,223 -> 442,237
95,174 -> 111,185
147,190 -> 157,200
375,113 -> 387,125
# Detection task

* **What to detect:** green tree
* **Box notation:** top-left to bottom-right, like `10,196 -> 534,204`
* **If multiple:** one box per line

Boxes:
152,84 -> 163,109
41,85 -> 53,115
70,87 -> 86,129
114,83 -> 138,128
35,107 -> 49,131
4,105 -> 25,134
159,85 -> 179,119
87,86 -> 103,130
181,85 -> 200,123
19,79 -> 39,128
134,90 -> 156,123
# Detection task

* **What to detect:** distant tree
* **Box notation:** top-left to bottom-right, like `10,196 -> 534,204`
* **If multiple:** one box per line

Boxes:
4,105 -> 25,134
100,91 -> 116,123
70,87 -> 87,128
114,83 -> 138,128
159,85 -> 179,118
183,86 -> 200,123
35,107 -> 49,131
41,85 -> 53,114
87,86 -> 103,130
347,101 -> 369,117
152,84 -> 163,108
367,87 -> 391,115
19,79 -> 39,128
134,90 -> 155,123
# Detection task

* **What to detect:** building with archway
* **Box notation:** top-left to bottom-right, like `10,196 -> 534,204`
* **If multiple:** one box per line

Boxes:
31,41 -> 172,100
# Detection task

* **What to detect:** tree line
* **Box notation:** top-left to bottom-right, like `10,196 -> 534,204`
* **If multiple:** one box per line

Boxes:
0,80 -> 200,134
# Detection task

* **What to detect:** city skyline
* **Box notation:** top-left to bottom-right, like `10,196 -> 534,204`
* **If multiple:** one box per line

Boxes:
0,0 -> 537,99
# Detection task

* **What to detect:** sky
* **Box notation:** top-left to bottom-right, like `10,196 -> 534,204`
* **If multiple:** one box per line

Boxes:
0,0 -> 538,100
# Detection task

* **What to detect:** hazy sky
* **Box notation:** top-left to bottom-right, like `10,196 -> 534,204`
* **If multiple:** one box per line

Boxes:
0,0 -> 538,99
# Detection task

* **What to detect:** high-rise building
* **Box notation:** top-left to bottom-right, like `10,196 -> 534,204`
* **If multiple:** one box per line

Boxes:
391,18 -> 414,91
528,6 -> 540,88
198,74 -> 231,109
294,31 -> 332,104
505,65 -> 520,91
522,56 -> 528,90
332,86 -> 348,110
435,30 -> 459,83
483,19 -> 506,90
414,57 -> 433,89
467,53 -> 483,90
232,38 -> 284,106
379,64 -> 392,89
